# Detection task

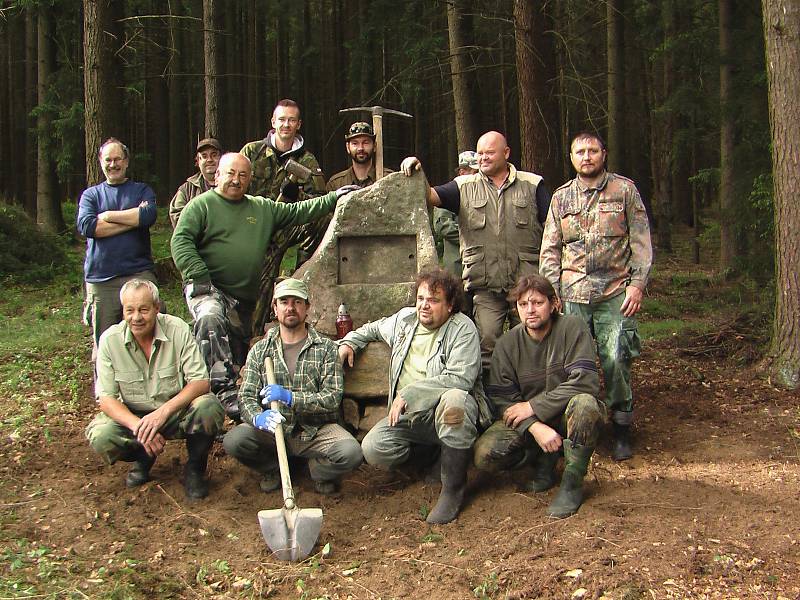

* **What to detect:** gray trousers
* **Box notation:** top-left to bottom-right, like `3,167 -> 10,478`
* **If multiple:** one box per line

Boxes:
223,423 -> 362,483
472,289 -> 519,372
361,389 -> 479,468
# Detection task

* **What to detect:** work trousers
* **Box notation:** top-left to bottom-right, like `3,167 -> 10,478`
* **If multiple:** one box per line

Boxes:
473,393 -> 605,472
564,293 -> 641,424
472,289 -> 519,372
85,393 -> 224,464
223,423 -> 362,483
361,389 -> 479,468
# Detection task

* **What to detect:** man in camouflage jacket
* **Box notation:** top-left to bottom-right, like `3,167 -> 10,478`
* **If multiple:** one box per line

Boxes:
169,138 -> 221,228
539,131 -> 652,461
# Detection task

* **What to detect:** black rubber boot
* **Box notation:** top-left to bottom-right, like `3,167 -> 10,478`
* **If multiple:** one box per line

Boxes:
426,445 -> 471,524
184,434 -> 214,499
547,440 -> 594,518
525,451 -> 559,493
125,447 -> 155,488
612,423 -> 633,461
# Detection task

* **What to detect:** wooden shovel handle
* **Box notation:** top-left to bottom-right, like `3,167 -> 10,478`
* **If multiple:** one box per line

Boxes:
264,357 -> 295,510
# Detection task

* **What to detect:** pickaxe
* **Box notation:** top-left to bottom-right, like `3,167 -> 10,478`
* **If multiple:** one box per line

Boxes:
339,105 -> 413,180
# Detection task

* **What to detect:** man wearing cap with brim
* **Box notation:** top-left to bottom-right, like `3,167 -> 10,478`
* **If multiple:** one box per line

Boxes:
326,121 -> 394,191
169,138 -> 222,228
223,278 -> 362,495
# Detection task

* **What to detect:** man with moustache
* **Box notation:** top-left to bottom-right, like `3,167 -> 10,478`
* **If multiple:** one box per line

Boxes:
338,268 -> 491,524
223,278 -> 362,495
76,138 -> 158,352
473,275 -> 604,518
86,279 -> 223,499
326,121 -> 393,191
171,153 -> 357,421
539,131 -> 652,461
169,138 -> 222,228
401,132 -> 552,373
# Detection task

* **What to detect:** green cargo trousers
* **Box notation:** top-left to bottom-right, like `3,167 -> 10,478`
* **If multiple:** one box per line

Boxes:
473,393 -> 605,472
85,393 -> 224,464
564,293 -> 641,425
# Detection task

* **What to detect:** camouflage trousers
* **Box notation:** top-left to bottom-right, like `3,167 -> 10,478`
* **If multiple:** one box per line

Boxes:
361,389 -> 479,468
473,393 -> 605,472
565,293 -> 641,425
223,423 -> 362,484
472,289 -> 520,372
185,286 -> 253,421
85,393 -> 224,464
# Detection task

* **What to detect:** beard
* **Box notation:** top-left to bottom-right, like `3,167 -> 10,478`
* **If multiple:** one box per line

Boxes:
350,151 -> 374,165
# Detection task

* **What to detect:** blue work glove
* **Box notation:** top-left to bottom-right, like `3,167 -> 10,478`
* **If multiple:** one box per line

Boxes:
259,384 -> 293,408
253,409 -> 286,433
280,179 -> 300,202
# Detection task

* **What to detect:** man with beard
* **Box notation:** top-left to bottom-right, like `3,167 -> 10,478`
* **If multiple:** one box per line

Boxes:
76,138 -> 158,352
169,138 -> 222,228
473,275 -> 604,518
401,132 -> 552,374
223,278 -> 362,495
326,121 -> 393,191
338,268 -> 491,524
171,153 -> 357,421
539,131 -> 652,461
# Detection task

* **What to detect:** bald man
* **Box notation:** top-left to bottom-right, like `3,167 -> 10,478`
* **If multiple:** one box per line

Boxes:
401,132 -> 551,373
172,152 -> 357,420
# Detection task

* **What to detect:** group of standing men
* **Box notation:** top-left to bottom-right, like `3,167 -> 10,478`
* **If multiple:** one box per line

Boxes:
77,96 -> 651,524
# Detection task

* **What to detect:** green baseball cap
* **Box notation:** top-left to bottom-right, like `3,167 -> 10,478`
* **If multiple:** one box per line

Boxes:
273,278 -> 309,300
345,121 -> 375,141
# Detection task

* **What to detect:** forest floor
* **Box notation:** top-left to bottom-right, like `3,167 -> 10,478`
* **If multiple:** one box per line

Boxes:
1,224 -> 799,599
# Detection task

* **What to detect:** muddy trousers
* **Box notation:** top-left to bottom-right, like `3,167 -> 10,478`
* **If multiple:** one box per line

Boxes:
472,289 -> 520,373
361,389 -> 479,468
564,294 -> 641,425
185,286 -> 253,421
473,393 -> 605,472
85,393 -> 224,464
223,423 -> 363,483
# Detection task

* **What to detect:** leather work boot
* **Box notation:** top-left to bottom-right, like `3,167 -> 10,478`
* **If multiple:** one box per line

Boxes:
125,449 -> 155,488
184,434 -> 214,499
525,450 -> 559,493
426,445 -> 471,524
612,423 -> 633,461
259,469 -> 281,493
547,439 -> 594,518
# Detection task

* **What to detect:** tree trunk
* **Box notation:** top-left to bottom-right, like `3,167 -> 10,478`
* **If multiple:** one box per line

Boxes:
606,0 -> 624,172
718,0 -> 736,273
24,10 -> 37,215
203,0 -> 219,138
36,8 -> 63,233
762,0 -> 800,388
447,0 -> 477,153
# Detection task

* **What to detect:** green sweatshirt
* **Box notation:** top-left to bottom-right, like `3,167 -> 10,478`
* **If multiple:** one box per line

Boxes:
171,189 -> 337,303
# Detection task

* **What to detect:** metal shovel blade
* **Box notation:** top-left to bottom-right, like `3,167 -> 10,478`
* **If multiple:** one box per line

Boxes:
257,505 -> 324,562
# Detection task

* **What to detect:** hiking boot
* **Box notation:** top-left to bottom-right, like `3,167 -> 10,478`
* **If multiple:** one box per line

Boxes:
525,450 -> 559,493
547,439 -> 594,518
314,480 -> 339,495
125,452 -> 155,488
612,423 -> 633,461
426,445 -> 471,524
184,434 -> 214,500
259,469 -> 281,493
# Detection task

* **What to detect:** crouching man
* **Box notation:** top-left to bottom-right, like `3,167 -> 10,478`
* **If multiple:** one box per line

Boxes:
473,275 -> 605,518
223,279 -> 362,495
86,279 -> 223,499
338,268 -> 491,524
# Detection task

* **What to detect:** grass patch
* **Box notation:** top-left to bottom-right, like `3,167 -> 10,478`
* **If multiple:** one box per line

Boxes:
639,319 -> 711,342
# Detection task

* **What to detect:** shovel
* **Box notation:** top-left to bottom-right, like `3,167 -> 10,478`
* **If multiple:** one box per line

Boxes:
257,357 -> 323,561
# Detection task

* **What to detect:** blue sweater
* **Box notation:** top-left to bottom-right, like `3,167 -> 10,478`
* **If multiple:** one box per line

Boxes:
76,180 -> 157,282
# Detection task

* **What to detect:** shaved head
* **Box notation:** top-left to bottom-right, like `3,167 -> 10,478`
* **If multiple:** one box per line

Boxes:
476,130 -> 511,179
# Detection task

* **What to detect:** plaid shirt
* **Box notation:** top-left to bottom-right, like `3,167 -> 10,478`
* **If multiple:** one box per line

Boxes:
238,324 -> 343,441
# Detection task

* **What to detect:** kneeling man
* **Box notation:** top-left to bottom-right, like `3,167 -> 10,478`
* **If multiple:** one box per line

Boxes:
86,279 -> 223,499
474,275 -> 605,518
339,268 -> 490,524
224,279 -> 362,495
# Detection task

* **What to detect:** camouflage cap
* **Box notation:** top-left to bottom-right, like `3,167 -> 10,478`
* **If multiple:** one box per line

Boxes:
273,278 -> 309,300
458,151 -> 479,169
197,138 -> 222,153
345,122 -> 375,141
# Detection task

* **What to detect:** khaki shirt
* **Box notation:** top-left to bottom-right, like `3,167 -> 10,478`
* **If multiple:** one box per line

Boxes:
95,314 -> 209,414
540,172 -> 652,304
326,165 -> 393,191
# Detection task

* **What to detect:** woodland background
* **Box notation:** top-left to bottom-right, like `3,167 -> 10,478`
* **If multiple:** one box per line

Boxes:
0,0 -> 798,387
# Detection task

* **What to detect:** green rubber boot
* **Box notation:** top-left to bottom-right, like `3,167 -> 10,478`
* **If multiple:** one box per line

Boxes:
426,445 -> 471,524
525,451 -> 559,493
125,448 -> 155,488
547,440 -> 594,518
184,434 -> 214,500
